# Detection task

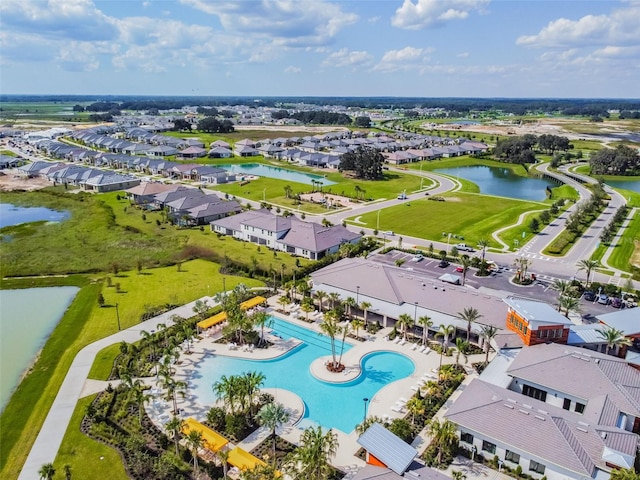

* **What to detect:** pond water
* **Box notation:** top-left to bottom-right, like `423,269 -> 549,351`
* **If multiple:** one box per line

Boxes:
0,287 -> 79,411
434,165 -> 556,201
605,179 -> 640,194
218,163 -> 335,186
0,203 -> 69,228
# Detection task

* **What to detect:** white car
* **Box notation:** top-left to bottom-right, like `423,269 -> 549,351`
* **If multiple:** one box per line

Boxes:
456,243 -> 474,252
411,254 -> 424,262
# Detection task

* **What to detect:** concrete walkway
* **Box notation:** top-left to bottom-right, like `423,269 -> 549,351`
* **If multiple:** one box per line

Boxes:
17,296 -> 221,480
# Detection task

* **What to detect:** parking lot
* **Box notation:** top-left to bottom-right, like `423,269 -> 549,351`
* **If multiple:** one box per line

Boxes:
371,250 -> 622,322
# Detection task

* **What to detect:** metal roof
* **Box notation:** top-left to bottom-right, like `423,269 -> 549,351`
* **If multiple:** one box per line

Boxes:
357,423 -> 417,475
503,296 -> 574,327
596,309 -> 640,335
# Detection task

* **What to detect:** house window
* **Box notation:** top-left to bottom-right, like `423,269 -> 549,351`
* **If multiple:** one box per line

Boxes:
529,461 -> 546,475
505,450 -> 520,464
563,398 -> 571,410
522,384 -> 547,402
460,432 -> 474,444
523,326 -> 528,335
482,440 -> 496,454
556,328 -> 563,337
575,402 -> 585,414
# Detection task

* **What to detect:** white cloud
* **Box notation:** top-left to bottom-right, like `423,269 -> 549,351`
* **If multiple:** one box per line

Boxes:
285,65 -> 301,73
0,0 -> 117,41
456,51 -> 469,58
322,48 -> 374,68
374,46 -> 432,72
392,0 -> 489,30
180,0 -> 358,47
56,41 -> 109,72
516,3 -> 640,47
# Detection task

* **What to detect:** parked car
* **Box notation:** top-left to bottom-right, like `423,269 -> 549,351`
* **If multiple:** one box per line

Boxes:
438,260 -> 450,268
384,230 -> 394,236
411,254 -> 424,262
455,266 -> 465,273
610,297 -> 623,308
597,294 -> 610,305
583,291 -> 596,302
456,243 -> 475,252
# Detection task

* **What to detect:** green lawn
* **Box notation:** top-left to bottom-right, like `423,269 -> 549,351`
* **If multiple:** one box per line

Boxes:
609,211 -> 640,275
405,156 -> 530,177
54,395 -> 130,480
497,210 -> 546,250
88,344 -> 122,381
350,192 -> 544,249
1,190 -> 310,276
0,260 -> 263,479
549,184 -> 579,201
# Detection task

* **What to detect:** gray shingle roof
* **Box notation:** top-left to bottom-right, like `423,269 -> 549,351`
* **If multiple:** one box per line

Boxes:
357,423 -> 417,474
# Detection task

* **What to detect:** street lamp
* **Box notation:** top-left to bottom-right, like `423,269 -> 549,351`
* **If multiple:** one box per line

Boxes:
414,301 -> 418,330
363,397 -> 369,422
376,209 -> 381,231
356,285 -> 360,305
472,445 -> 477,461
115,302 -> 121,331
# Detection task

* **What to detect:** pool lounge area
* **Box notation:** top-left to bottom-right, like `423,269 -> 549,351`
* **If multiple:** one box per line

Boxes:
143,299 -> 482,472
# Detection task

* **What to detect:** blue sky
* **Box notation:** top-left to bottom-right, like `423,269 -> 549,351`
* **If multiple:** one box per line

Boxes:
1,0 -> 639,98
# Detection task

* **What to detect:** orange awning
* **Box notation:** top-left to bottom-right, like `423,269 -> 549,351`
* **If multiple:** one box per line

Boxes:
240,296 -> 267,310
227,446 -> 267,470
181,418 -> 229,453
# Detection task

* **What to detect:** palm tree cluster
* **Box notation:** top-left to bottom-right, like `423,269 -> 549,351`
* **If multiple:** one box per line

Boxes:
553,279 -> 581,319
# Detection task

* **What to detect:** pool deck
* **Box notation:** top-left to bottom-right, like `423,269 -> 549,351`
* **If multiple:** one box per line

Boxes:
144,301 -> 487,475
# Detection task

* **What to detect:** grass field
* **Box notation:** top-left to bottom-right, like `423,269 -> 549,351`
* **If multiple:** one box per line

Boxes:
549,184 -> 580,201
55,395 -> 130,480
0,260 -> 262,479
404,156 -> 530,177
350,192 -> 544,249
0,189 -> 310,276
0,101 -> 92,122
608,211 -> 640,276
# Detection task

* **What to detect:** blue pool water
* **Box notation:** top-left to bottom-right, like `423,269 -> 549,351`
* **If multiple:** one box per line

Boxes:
218,163 -> 335,186
191,318 -> 415,433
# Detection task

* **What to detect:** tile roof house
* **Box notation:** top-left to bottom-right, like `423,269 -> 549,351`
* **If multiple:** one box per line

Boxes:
445,377 -> 637,480
210,209 -> 361,260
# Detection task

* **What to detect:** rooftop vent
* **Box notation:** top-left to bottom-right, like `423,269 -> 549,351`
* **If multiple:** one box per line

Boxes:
503,404 -> 514,409
518,409 -> 530,415
600,432 -> 607,439
578,421 -> 590,427
534,415 -> 546,421
506,398 -> 517,404
522,403 -> 533,409
576,427 -> 588,433
538,409 -> 548,415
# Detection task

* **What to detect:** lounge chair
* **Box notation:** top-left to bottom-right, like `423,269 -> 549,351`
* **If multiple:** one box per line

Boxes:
411,343 -> 418,351
423,347 -> 431,354
393,337 -> 401,344
391,405 -> 404,413
399,339 -> 407,346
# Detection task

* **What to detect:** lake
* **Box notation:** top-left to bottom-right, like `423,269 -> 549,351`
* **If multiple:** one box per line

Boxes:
218,163 -> 335,186
0,287 -> 79,411
434,165 -> 556,201
605,179 -> 640,194
0,203 -> 69,228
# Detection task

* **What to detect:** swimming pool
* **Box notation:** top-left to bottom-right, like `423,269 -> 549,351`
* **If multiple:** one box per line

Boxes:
218,163 -> 336,186
190,317 -> 415,433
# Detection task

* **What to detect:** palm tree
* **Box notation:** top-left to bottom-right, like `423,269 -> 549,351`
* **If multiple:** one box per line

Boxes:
213,374 -> 240,414
351,318 -> 364,339
426,418 -> 458,464
301,301 -> 315,321
479,325 -> 498,364
457,307 -> 483,342
314,290 -> 327,312
243,371 -> 266,416
477,239 -> 489,263
360,301 -> 372,328
287,426 -> 338,480
418,315 -> 433,346
343,296 -> 357,318
186,429 -> 204,472
459,256 -> 472,285
558,295 -> 581,318
165,415 -> 184,456
598,326 -> 632,355
217,449 -> 230,480
406,397 -> 425,425
39,463 -> 55,480
436,324 -> 456,375
157,367 -> 187,415
396,313 -> 414,340
513,256 -> 532,282
552,279 -> 574,298
320,315 -> 342,369
252,311 -> 272,346
129,379 -> 152,426
577,259 -> 599,287
328,292 -> 341,310
278,294 -> 291,314
63,464 -> 71,480
610,468 -> 640,480
256,402 -> 291,458
452,471 -> 467,480
454,338 -> 469,366
284,184 -> 293,199
181,323 -> 196,354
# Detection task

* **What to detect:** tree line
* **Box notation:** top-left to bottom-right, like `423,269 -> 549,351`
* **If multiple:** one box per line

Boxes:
589,145 -> 639,176
493,134 -> 571,164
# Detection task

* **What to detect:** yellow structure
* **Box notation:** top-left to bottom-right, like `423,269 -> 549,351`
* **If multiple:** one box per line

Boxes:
227,446 -> 267,470
181,418 -> 229,453
197,296 -> 267,330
